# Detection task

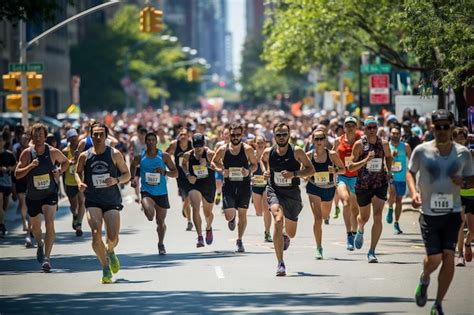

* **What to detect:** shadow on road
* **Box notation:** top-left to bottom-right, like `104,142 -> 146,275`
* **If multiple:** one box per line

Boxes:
0,290 -> 411,314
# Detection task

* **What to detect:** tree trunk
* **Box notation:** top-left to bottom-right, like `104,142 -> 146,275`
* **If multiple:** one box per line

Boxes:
454,86 -> 467,124
437,87 -> 446,109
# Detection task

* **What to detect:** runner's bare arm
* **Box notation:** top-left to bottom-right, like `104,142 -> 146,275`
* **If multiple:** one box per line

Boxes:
210,146 -> 225,172
329,150 -> 346,174
294,147 -> 315,177
165,140 -> 177,155
332,138 -> 340,151
347,141 -> 371,172
112,148 -> 131,184
75,152 -> 87,191
163,152 -> 178,178
261,147 -> 271,177
130,155 -> 140,180
51,148 -> 70,174
14,148 -> 34,179
405,143 -> 412,160
244,144 -> 258,174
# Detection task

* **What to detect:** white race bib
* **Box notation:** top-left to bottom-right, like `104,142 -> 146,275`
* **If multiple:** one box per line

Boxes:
252,175 -> 266,187
430,193 -> 453,212
344,156 -> 351,167
92,173 -> 110,188
314,171 -> 330,185
366,158 -> 382,172
145,172 -> 160,185
33,174 -> 50,190
192,165 -> 209,179
228,167 -> 244,181
392,161 -> 402,172
274,172 -> 292,187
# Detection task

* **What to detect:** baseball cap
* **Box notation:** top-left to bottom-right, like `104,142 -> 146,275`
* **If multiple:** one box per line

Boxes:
364,116 -> 377,125
66,129 -> 78,139
344,117 -> 357,125
431,109 -> 454,123
192,133 -> 205,148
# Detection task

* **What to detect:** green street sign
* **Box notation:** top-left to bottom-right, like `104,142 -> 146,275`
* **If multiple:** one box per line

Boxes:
9,63 -> 27,72
28,63 -> 44,72
360,64 -> 391,74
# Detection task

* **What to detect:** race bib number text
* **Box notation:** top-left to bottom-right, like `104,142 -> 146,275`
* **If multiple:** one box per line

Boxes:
430,193 -> 453,212
228,167 -> 244,181
314,171 -> 330,185
33,174 -> 50,190
145,172 -> 160,185
193,165 -> 209,179
274,172 -> 292,187
366,158 -> 382,172
252,175 -> 266,187
92,173 -> 110,188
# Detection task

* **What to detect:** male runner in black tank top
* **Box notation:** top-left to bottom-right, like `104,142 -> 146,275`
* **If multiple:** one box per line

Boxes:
75,122 -> 130,284
261,122 -> 314,276
15,123 -> 69,272
211,123 -> 257,253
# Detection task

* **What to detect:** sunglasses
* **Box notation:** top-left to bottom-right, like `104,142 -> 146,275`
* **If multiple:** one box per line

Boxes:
366,125 -> 378,130
275,133 -> 289,138
434,124 -> 451,131
313,137 -> 326,141
230,133 -> 242,138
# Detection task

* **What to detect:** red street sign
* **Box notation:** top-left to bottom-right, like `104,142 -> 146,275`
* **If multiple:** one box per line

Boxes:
370,74 -> 390,105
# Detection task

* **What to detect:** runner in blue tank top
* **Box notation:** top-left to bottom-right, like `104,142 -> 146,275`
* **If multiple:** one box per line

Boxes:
130,132 -> 178,255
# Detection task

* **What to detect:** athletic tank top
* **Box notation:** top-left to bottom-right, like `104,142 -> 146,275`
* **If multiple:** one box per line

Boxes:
84,146 -> 122,205
26,145 -> 58,200
175,140 -> 192,181
337,133 -> 361,177
355,136 -> 387,190
64,145 -> 77,186
84,136 -> 93,151
309,149 -> 334,188
188,149 -> 215,186
223,144 -> 250,182
389,141 -> 407,182
269,145 -> 301,189
140,149 -> 167,196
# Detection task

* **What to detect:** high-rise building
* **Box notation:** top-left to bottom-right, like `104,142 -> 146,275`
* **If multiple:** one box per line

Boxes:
246,0 -> 264,38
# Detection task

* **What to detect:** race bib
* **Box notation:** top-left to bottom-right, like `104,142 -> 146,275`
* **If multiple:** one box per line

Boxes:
178,157 -> 183,168
228,167 -> 244,181
192,165 -> 208,179
68,165 -> 76,175
145,172 -> 160,185
274,172 -> 292,187
314,171 -> 330,185
392,161 -> 402,173
344,156 -> 351,167
430,193 -> 453,212
33,174 -> 50,190
252,175 -> 266,187
366,158 -> 382,172
92,173 -> 110,188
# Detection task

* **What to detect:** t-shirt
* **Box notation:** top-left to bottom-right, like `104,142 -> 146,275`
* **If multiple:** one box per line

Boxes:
408,141 -> 473,216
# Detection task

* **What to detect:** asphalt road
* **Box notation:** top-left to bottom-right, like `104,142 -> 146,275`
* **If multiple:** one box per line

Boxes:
0,183 -> 473,314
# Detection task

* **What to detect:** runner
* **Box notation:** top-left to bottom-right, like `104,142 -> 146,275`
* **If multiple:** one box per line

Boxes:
129,127 -> 147,204
333,117 -> 361,251
387,126 -> 411,234
182,133 -> 216,248
408,110 -> 473,315
211,123 -> 258,252
305,129 -> 345,259
348,116 -> 392,263
14,123 -> 69,272
0,134 -> 16,237
213,127 -> 230,206
75,122 -> 131,283
130,132 -> 178,255
166,127 -> 193,231
261,122 -> 315,276
62,128 -> 85,236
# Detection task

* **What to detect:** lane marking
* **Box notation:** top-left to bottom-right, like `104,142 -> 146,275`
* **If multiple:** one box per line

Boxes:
215,266 -> 225,279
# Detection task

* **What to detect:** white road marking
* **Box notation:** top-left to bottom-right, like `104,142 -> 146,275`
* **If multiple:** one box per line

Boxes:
215,266 -> 225,279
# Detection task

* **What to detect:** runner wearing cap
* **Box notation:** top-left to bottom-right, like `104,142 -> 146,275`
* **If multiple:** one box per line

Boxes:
62,128 -> 85,236
0,134 -> 16,237
182,133 -> 217,248
408,110 -> 473,315
333,116 -> 362,251
348,116 -> 392,263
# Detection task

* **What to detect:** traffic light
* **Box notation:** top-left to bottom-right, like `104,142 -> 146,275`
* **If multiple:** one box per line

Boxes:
5,94 -> 42,111
29,94 -> 42,111
187,67 -> 201,82
2,72 -> 21,91
140,6 -> 163,33
27,72 -> 42,90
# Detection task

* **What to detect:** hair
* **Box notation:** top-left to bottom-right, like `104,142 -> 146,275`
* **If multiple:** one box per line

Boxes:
273,122 -> 290,133
138,127 -> 148,134
90,122 -> 109,137
145,132 -> 157,141
453,127 -> 468,139
228,122 -> 243,133
30,123 -> 48,138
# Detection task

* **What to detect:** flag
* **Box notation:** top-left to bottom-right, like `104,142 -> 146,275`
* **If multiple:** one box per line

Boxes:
66,103 -> 81,114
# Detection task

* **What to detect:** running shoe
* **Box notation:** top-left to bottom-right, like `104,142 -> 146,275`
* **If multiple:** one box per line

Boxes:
414,273 -> 430,307
228,216 -> 236,231
324,218 -> 330,225
315,247 -> 323,260
0,223 -> 7,237
354,231 -> 364,249
264,231 -> 272,243
393,222 -> 403,234
215,193 -> 221,205
205,228 -> 213,245
186,221 -> 193,231
283,234 -> 290,251
41,259 -> 52,273
25,236 -> 34,248
102,266 -> 113,284
107,251 -> 120,274
75,224 -> 83,237
158,243 -> 166,255
456,255 -> 465,267
346,233 -> 354,251
276,261 -> 286,276
430,303 -> 444,315
465,243 -> 472,262
367,250 -> 378,263
386,208 -> 393,224
333,206 -> 340,219
36,244 -> 45,263
196,236 -> 205,248
236,239 -> 245,253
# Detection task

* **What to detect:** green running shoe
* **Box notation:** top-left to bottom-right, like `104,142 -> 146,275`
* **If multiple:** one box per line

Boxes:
264,231 -> 273,243
315,247 -> 323,260
107,251 -> 120,274
333,206 -> 340,219
102,266 -> 113,284
414,273 -> 430,307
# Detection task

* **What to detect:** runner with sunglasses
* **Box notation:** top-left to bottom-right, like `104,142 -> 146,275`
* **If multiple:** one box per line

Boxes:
408,110 -> 473,315
305,129 -> 345,259
348,116 -> 393,263
261,122 -> 315,276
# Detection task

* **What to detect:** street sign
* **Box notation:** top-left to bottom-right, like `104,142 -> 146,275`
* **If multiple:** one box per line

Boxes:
8,63 -> 44,72
28,63 -> 44,72
360,64 -> 391,74
370,74 -> 390,105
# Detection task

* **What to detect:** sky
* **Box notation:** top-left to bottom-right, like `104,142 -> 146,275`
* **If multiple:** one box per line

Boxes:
227,0 -> 246,79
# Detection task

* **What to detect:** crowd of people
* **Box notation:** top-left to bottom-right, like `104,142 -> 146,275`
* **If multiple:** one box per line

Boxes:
0,106 -> 473,315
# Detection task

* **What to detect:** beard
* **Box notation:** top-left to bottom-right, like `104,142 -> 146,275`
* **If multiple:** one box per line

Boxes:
231,138 -> 241,145
277,139 -> 289,147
